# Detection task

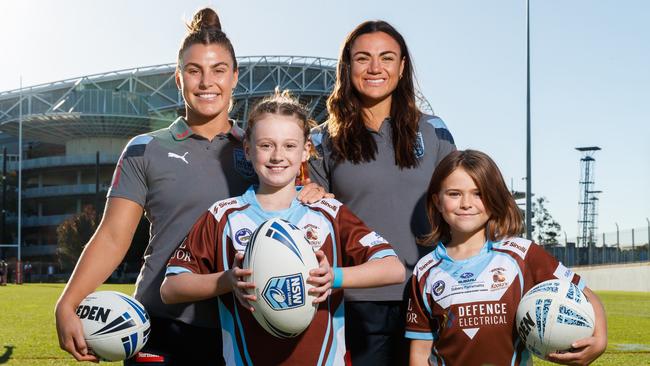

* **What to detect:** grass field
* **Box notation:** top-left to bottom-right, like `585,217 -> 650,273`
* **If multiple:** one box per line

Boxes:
0,284 -> 648,365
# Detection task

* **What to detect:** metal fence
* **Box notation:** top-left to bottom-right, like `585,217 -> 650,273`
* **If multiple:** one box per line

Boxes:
543,226 -> 650,267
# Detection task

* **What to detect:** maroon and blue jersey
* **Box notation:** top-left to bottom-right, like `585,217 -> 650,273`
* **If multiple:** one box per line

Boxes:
405,238 -> 584,366
167,186 -> 397,365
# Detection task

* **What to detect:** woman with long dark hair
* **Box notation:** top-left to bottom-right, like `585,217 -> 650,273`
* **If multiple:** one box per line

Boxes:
309,20 -> 456,365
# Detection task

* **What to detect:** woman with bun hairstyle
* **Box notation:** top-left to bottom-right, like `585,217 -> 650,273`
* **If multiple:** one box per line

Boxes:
55,8 -> 326,365
309,20 -> 456,365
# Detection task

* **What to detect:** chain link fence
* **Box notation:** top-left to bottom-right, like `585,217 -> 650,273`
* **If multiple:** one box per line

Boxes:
544,226 -> 650,267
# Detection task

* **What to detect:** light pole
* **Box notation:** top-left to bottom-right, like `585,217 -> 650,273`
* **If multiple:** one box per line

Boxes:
18,76 -> 23,283
525,0 -> 532,240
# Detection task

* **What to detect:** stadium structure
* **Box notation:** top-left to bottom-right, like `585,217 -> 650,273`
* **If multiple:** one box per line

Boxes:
0,55 -> 434,262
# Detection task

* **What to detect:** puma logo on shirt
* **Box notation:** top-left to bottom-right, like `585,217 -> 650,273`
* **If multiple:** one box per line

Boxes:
168,152 -> 189,164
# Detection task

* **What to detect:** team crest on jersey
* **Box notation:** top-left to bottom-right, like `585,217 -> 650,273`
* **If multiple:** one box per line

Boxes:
432,280 -> 445,296
490,267 -> 508,290
414,132 -> 425,159
302,224 -> 321,249
233,147 -> 255,178
235,228 -> 253,246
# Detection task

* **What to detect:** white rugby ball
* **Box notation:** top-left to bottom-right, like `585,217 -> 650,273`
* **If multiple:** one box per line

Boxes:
77,291 -> 151,361
516,279 -> 595,359
243,218 -> 319,338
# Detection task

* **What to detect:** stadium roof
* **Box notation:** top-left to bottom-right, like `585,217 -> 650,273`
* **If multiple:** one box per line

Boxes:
0,55 -> 434,144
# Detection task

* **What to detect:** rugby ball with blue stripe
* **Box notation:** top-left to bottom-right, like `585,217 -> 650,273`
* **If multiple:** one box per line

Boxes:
77,291 -> 151,361
243,218 -> 319,338
516,279 -> 595,359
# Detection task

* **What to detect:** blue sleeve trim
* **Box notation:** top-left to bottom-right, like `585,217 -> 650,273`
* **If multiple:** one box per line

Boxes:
426,116 -> 448,130
369,249 -> 397,260
124,144 -> 146,158
310,130 -> 323,147
577,278 -> 586,291
425,117 -> 455,145
165,266 -> 192,276
129,135 -> 154,146
435,127 -> 455,145
405,331 -> 434,340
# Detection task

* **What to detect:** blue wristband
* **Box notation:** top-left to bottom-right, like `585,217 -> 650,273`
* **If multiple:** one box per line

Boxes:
332,267 -> 344,289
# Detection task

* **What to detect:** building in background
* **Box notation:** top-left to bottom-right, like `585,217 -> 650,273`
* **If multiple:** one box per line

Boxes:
0,56 -> 434,262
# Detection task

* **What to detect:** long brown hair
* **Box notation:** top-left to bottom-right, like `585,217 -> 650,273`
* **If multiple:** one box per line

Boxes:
177,8 -> 237,70
327,20 -> 421,168
420,150 -> 524,246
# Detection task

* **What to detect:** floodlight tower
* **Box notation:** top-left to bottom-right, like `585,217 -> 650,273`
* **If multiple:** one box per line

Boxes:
587,190 -> 602,245
576,147 -> 601,249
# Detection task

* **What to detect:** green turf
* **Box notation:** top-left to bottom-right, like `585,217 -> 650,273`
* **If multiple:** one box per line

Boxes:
0,283 -> 134,365
0,285 -> 648,365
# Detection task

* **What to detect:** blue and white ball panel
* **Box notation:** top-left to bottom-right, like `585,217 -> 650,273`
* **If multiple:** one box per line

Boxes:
79,291 -> 150,361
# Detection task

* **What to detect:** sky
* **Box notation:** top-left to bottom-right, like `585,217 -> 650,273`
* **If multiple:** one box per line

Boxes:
0,0 -> 648,240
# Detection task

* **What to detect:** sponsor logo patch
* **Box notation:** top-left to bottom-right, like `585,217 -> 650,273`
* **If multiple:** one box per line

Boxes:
503,240 -> 528,254
359,231 -> 387,247
167,151 -> 189,164
490,267 -> 508,290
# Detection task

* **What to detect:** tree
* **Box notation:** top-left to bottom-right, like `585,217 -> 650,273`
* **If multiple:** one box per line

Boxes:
56,205 -> 98,271
56,205 -> 150,276
532,196 -> 562,245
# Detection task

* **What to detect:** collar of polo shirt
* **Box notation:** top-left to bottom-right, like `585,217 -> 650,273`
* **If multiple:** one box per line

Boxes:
168,117 -> 245,142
